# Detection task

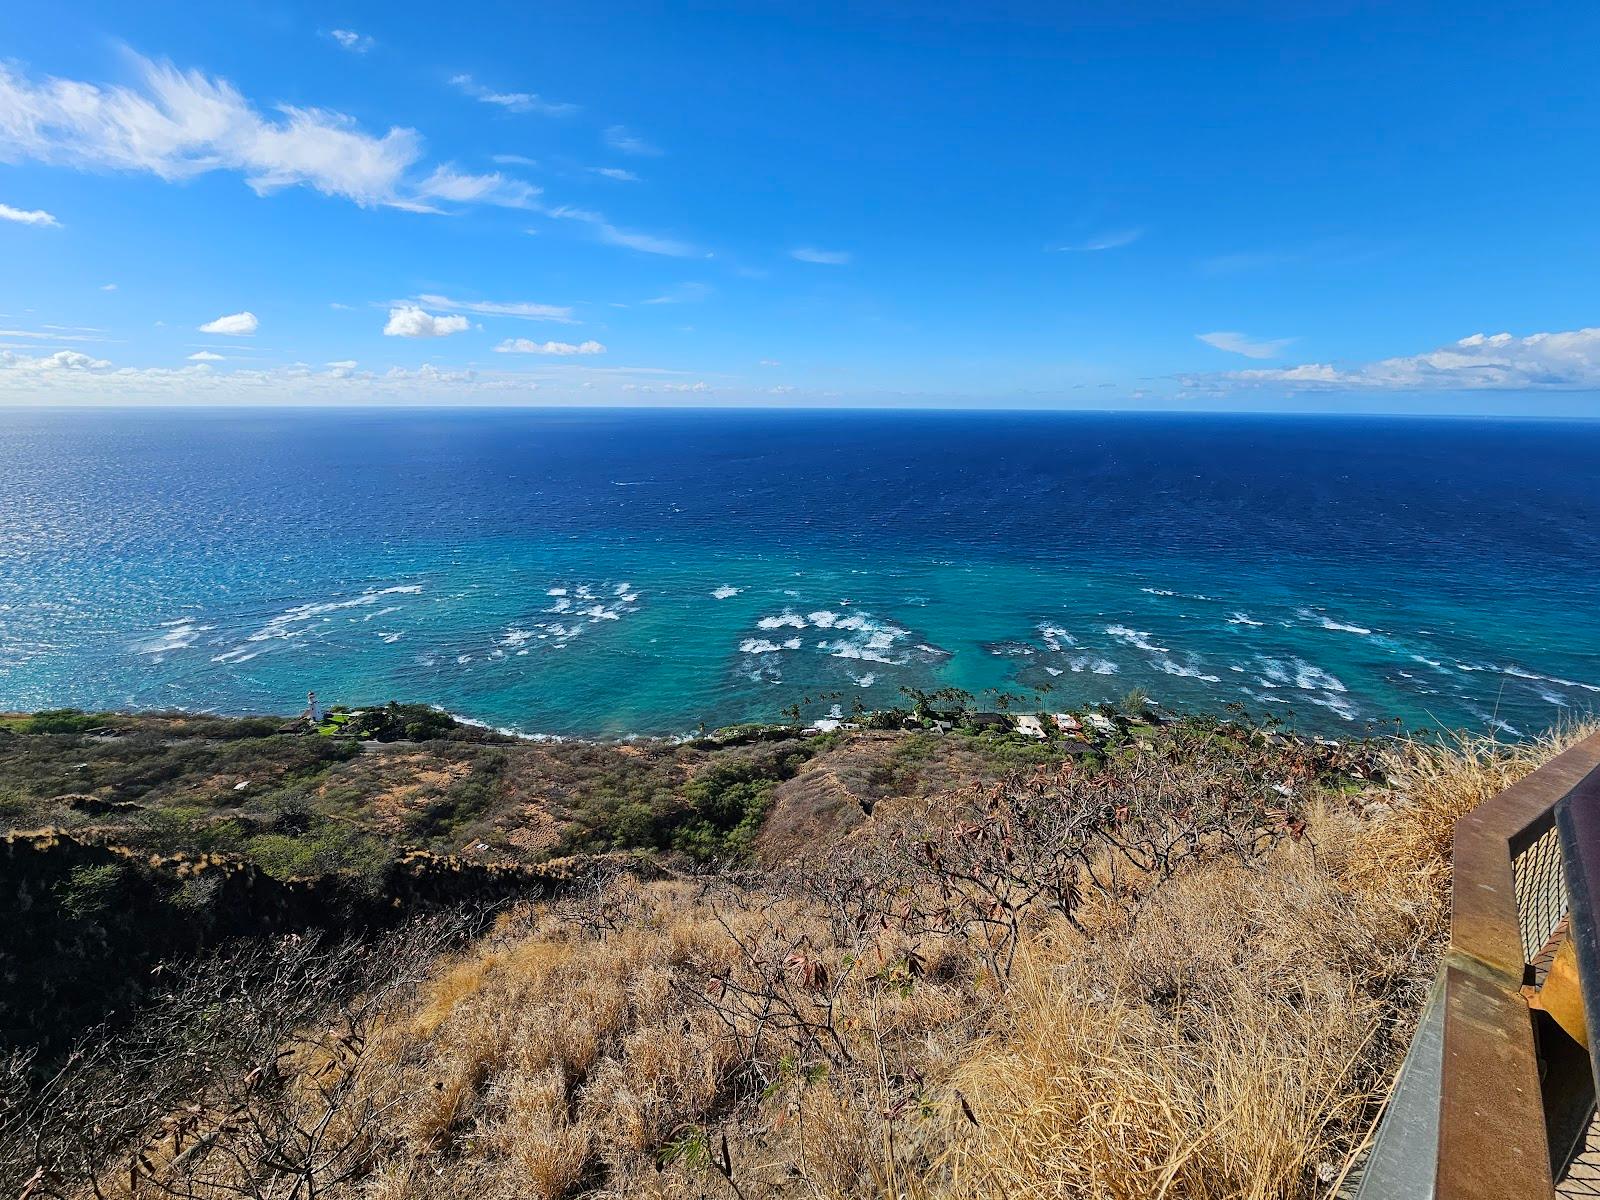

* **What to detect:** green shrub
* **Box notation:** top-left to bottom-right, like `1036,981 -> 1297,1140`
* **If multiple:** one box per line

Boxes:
54,862 -> 128,920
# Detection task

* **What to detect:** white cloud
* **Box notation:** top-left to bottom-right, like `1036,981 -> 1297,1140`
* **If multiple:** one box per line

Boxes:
1196,331 -> 1294,360
494,338 -> 605,355
187,350 -> 224,361
0,55 -> 426,208
1053,228 -> 1143,252
537,203 -> 698,257
414,293 -> 574,322
1198,327 -> 1600,391
414,165 -> 539,209
198,311 -> 258,335
0,54 -> 535,215
591,166 -> 639,182
1,348 -> 111,370
604,125 -> 661,156
0,325 -> 103,342
100,282 -> 117,291
759,359 -> 781,367
597,224 -> 697,256
0,202 -> 58,226
450,74 -> 577,116
329,29 -> 374,53
492,154 -> 538,167
643,282 -> 710,304
383,306 -> 471,338
325,359 -> 357,377
622,380 -> 709,393
790,246 -> 851,265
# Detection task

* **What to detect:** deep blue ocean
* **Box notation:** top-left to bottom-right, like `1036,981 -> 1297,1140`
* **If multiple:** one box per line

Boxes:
1,408 -> 1596,740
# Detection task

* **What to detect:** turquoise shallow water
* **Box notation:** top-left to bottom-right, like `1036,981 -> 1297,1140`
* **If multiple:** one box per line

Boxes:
1,408 -> 1596,739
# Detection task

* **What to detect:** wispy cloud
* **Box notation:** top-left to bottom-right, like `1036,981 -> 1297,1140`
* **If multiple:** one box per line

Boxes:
382,306 -> 470,337
198,311 -> 258,336
643,282 -> 711,304
491,154 -> 538,167
1052,228 -> 1142,252
1196,330 -> 1294,359
495,338 -> 605,355
450,74 -> 578,116
187,350 -> 224,361
591,166 -> 640,182
0,326 -> 103,342
328,29 -> 373,54
0,54 -> 555,215
537,203 -> 699,257
414,166 -> 539,209
412,293 -> 575,323
604,125 -> 662,156
790,246 -> 851,265
0,202 -> 59,227
0,55 -> 427,208
1190,327 -> 1600,391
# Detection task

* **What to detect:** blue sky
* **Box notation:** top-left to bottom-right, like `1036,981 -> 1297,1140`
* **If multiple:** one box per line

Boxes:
1,1 -> 1598,412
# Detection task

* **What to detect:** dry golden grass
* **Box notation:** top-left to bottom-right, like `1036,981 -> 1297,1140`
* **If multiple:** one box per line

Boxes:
101,722 -> 1597,1200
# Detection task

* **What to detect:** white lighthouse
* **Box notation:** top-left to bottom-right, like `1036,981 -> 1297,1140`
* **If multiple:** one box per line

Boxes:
307,691 -> 321,724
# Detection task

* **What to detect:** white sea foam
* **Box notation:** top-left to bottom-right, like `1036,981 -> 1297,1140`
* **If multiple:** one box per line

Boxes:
210,585 -> 422,662
1068,655 -> 1119,675
757,611 -> 808,630
851,671 -> 877,688
1255,655 -> 1349,695
822,642 -> 897,664
1038,623 -> 1076,650
1045,667 -> 1063,676
1227,612 -> 1265,627
1105,625 -> 1168,653
378,632 -> 403,644
547,588 -> 567,596
711,585 -> 741,600
1302,692 -> 1358,721
134,621 -> 214,657
1151,656 -> 1220,683
1301,609 -> 1372,635
807,610 -> 840,628
740,638 -> 787,654
1500,665 -> 1600,693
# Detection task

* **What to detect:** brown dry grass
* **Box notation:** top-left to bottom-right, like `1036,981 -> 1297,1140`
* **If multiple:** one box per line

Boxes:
103,722 -> 1598,1200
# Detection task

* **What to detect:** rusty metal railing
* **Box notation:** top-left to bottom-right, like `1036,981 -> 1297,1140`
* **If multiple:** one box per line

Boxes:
1355,730 -> 1600,1199
1432,731 -> 1600,1198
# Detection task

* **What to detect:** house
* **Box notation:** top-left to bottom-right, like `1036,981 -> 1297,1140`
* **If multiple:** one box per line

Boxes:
967,712 -> 1009,732
1014,714 -> 1047,739
1083,712 -> 1118,736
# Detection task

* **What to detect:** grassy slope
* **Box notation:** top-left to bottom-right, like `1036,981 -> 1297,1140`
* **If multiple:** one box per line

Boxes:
5,707 -> 1590,1198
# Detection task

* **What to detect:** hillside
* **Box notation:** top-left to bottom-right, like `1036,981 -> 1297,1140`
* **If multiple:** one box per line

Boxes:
2,702 -> 1584,1198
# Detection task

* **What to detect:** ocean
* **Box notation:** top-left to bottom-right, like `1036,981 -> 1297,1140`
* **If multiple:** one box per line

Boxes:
1,407 -> 1596,740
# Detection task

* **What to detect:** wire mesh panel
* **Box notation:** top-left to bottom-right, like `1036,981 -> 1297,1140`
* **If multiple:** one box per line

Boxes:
1513,823 -> 1568,964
